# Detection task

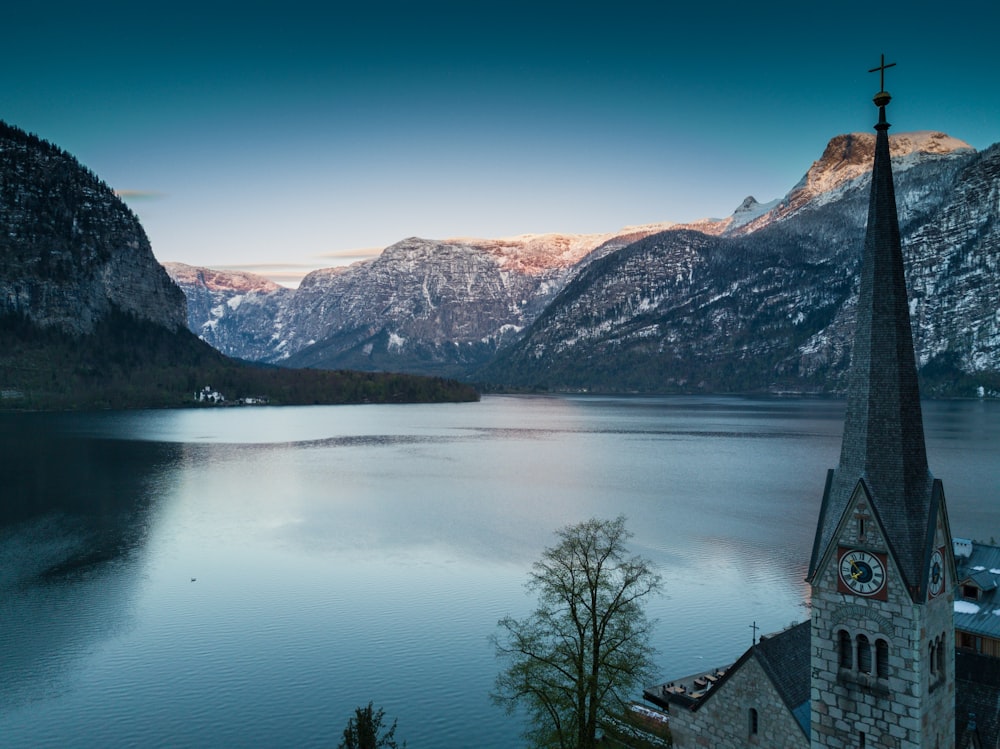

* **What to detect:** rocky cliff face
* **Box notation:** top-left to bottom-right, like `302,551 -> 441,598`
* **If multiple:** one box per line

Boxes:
729,131 -> 975,234
0,122 -> 186,333
486,140 -> 999,394
168,227 -> 673,376
162,262 -> 293,361
905,144 -> 1000,373
283,236 -> 610,375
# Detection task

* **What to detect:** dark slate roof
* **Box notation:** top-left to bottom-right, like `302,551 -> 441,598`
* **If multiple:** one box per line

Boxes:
645,621 -> 812,738
754,620 -> 811,738
646,613 -> 1000,746
969,570 -> 999,592
956,650 -> 1000,748
809,99 -> 936,597
954,539 -> 1000,640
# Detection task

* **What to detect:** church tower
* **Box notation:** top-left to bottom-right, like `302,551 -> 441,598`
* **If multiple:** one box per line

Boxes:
807,59 -> 956,749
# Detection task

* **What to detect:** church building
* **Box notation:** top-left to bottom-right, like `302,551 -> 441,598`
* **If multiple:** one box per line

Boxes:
807,56 -> 955,749
645,59 -> 1000,749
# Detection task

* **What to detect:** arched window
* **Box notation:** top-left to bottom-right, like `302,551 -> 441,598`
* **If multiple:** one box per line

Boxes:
875,638 -> 889,678
839,629 -> 853,668
857,634 -> 872,674
929,640 -> 937,674
749,708 -> 759,736
936,633 -> 946,675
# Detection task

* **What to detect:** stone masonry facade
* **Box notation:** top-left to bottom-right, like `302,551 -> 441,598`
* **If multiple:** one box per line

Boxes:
810,484 -> 955,748
669,656 -> 807,749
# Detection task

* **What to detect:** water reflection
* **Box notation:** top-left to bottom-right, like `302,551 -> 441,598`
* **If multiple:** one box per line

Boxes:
0,396 -> 997,748
0,416 -> 182,712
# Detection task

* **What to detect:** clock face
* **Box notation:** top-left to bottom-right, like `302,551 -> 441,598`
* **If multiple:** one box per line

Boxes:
839,549 -> 887,596
928,548 -> 944,597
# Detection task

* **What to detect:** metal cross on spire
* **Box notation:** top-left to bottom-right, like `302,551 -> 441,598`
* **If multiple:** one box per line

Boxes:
869,53 -> 896,92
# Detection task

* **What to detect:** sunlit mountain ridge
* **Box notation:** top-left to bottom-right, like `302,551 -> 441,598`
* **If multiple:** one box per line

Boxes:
165,129 -> 998,395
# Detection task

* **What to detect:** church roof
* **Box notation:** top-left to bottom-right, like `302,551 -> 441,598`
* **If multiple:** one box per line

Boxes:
954,540 -> 1000,641
808,90 -> 936,596
645,620 -> 811,738
754,620 -> 811,737
648,618 -> 999,746
956,651 -> 1000,748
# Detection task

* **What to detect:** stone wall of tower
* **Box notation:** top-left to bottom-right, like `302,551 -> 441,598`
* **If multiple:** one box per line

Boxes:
669,656 -> 807,749
809,494 -> 955,749
924,506 -> 957,749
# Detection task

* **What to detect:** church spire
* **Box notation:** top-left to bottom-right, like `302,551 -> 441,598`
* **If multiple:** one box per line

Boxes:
808,57 -> 934,595
808,60 -> 954,749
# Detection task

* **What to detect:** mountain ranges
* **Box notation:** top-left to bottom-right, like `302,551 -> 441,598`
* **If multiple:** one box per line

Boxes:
168,130 -> 1000,396
0,121 -> 477,408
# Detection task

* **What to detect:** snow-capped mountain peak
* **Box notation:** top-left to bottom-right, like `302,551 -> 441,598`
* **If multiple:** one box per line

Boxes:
789,130 -> 974,207
724,130 -> 976,236
729,195 -> 782,229
165,130 -> 998,394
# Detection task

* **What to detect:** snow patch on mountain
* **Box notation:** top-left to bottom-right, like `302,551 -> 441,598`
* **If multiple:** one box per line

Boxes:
729,196 -> 782,229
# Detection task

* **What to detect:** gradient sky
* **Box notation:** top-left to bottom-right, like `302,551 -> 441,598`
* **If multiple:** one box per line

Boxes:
4,1 -> 999,284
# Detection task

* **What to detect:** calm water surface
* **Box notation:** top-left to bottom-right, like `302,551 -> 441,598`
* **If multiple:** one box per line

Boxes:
1,395 -> 998,747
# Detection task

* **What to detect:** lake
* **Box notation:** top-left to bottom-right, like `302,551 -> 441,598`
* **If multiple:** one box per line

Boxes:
1,395 -> 998,747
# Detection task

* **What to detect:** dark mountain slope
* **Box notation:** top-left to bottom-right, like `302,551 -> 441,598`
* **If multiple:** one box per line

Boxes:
0,122 -> 185,333
0,308 -> 477,409
481,144 -> 1000,395
478,228 -> 850,392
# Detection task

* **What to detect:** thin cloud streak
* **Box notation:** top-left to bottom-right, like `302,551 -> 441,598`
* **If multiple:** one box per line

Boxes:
115,189 -> 166,201
214,255 -> 377,288
211,263 -> 317,287
315,247 -> 384,264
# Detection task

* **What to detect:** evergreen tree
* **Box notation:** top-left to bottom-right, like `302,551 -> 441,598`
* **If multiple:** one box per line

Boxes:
338,702 -> 405,749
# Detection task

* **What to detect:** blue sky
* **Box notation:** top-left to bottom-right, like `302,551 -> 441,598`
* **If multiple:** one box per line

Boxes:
4,1 -> 999,283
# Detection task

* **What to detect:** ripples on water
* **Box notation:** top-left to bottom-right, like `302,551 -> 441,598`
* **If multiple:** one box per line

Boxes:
1,396 -> 997,747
